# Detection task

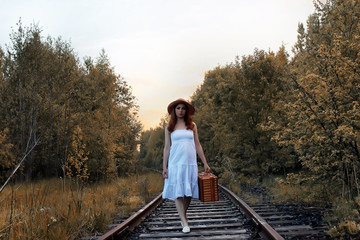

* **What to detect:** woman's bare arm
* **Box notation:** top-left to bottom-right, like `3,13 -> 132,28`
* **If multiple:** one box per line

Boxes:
193,123 -> 210,172
163,127 -> 171,178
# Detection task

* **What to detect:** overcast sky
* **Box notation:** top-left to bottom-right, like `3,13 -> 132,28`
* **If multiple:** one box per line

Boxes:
1,0 -> 316,130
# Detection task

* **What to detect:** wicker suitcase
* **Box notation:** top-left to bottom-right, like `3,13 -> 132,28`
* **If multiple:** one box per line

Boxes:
198,172 -> 219,202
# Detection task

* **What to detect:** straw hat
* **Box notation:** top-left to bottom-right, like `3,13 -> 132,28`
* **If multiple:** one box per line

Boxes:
167,98 -> 195,115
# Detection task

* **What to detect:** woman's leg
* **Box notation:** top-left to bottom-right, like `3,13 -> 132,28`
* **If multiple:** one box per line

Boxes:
184,196 -> 192,212
175,197 -> 189,226
184,196 -> 192,222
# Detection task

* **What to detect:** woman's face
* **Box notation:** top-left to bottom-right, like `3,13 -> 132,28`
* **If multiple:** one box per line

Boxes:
175,103 -> 186,118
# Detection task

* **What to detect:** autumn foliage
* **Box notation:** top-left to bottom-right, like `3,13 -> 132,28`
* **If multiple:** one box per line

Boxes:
0,21 -> 141,182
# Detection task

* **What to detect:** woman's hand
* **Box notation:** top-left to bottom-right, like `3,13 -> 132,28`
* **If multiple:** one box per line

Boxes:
162,169 -> 168,179
204,163 -> 211,173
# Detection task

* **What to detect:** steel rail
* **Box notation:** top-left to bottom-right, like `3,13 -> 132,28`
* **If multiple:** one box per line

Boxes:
99,192 -> 163,240
99,185 -> 285,240
219,184 -> 285,240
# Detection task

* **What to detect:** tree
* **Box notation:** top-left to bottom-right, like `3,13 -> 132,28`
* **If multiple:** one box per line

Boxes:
0,129 -> 15,183
279,0 -> 360,200
191,48 -> 292,181
0,21 -> 141,181
139,117 -> 167,170
65,126 -> 89,181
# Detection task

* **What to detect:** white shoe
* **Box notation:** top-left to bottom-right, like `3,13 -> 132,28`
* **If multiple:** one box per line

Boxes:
182,226 -> 190,233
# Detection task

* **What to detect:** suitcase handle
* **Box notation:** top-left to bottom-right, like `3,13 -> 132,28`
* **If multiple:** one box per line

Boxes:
198,170 -> 211,176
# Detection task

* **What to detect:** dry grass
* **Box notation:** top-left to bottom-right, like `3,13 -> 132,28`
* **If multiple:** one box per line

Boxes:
0,172 -> 163,240
262,174 -> 338,205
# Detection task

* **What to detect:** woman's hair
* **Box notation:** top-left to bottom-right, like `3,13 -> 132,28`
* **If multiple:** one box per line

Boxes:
167,104 -> 194,133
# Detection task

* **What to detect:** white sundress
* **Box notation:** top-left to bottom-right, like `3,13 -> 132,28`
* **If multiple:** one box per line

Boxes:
162,129 -> 199,200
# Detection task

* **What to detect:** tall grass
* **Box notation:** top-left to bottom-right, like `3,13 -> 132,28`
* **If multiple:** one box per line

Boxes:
0,172 -> 163,240
261,174 -> 337,205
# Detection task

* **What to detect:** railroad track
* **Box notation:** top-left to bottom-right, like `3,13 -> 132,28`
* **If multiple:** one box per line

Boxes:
98,184 -> 331,240
99,185 -> 283,240
238,185 -> 331,239
243,201 -> 330,238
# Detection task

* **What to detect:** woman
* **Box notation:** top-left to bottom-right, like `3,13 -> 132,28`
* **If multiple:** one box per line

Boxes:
162,98 -> 210,233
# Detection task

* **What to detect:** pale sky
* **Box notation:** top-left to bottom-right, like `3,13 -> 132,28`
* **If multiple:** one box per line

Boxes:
1,0 -> 316,130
